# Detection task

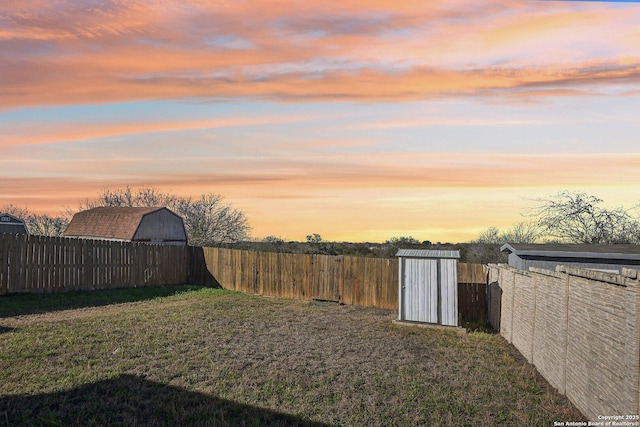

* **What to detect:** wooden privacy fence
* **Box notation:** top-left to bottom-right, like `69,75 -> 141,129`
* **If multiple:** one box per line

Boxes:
190,247 -> 399,309
457,262 -> 488,324
1,234 -> 488,323
0,233 -> 189,294
190,247 -> 488,318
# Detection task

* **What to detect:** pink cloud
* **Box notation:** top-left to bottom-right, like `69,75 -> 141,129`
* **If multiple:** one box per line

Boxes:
5,152 -> 636,205
1,114 -> 326,147
2,150 -> 637,242
1,1 -> 638,109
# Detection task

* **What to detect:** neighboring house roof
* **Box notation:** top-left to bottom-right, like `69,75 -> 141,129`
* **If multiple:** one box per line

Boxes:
396,249 -> 460,259
0,213 -> 28,234
500,243 -> 640,261
64,207 -> 171,241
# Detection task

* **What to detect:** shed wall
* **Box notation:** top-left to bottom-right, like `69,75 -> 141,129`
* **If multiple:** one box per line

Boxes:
0,215 -> 28,234
399,256 -> 458,326
508,254 -> 640,273
0,223 -> 28,234
439,259 -> 458,326
400,258 -> 438,323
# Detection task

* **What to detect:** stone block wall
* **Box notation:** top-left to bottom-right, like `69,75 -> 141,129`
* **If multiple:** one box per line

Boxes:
488,264 -> 639,421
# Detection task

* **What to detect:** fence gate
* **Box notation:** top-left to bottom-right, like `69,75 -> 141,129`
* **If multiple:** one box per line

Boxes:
397,249 -> 460,327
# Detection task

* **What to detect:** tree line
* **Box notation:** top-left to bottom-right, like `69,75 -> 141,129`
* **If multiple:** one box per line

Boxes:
2,189 -> 638,263
474,191 -> 640,245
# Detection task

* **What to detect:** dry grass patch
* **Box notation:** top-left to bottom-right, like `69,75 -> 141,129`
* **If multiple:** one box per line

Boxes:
0,287 -> 584,426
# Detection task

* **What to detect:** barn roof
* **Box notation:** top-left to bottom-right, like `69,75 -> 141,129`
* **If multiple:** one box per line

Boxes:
396,249 -> 460,259
500,243 -> 640,260
64,207 -> 168,240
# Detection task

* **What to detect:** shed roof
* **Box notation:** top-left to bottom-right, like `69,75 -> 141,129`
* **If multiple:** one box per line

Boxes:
500,243 -> 640,261
1,213 -> 25,223
64,207 -> 168,240
396,249 -> 460,259
0,213 -> 28,234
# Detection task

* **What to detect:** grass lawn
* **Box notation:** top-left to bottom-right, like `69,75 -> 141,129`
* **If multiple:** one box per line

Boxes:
0,286 -> 585,426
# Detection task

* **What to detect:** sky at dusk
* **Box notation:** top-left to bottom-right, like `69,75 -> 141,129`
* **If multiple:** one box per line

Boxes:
1,0 -> 639,243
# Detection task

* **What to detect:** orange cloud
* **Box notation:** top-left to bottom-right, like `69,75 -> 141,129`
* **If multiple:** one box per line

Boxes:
3,59 -> 638,110
2,0 -> 639,243
2,151 -> 638,242
1,1 -> 638,109
480,9 -> 615,50
1,114 -> 328,147
7,151 -> 636,199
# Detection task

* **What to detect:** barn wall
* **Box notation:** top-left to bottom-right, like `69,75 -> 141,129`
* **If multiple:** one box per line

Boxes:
134,210 -> 187,244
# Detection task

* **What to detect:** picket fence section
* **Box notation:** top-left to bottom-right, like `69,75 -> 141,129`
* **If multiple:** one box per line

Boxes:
0,233 -> 188,294
190,247 -> 487,315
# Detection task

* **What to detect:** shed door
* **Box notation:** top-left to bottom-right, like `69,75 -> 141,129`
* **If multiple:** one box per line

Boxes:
439,259 -> 458,326
402,258 -> 438,323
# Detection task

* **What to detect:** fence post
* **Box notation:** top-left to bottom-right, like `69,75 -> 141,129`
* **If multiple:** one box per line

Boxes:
10,233 -> 21,293
562,269 -> 570,395
530,274 -> 537,365
510,269 -> 516,343
636,274 -> 640,415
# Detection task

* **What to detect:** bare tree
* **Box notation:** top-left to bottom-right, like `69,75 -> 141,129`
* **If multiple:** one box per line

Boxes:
500,221 -> 541,244
0,204 -> 29,220
1,204 -> 68,237
76,186 -> 178,210
25,214 -> 69,237
473,227 -> 502,244
474,221 -> 540,244
173,193 -> 250,246
529,191 -> 640,244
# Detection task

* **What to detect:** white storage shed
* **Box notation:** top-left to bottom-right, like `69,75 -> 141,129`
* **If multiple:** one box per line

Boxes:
397,249 -> 460,327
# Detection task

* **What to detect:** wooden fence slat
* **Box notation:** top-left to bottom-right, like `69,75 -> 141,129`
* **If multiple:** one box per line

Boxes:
40,236 -> 48,292
13,234 -> 24,293
5,234 -> 13,292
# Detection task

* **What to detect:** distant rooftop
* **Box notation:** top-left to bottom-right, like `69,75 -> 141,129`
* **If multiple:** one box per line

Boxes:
501,243 -> 640,260
0,213 -> 28,234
